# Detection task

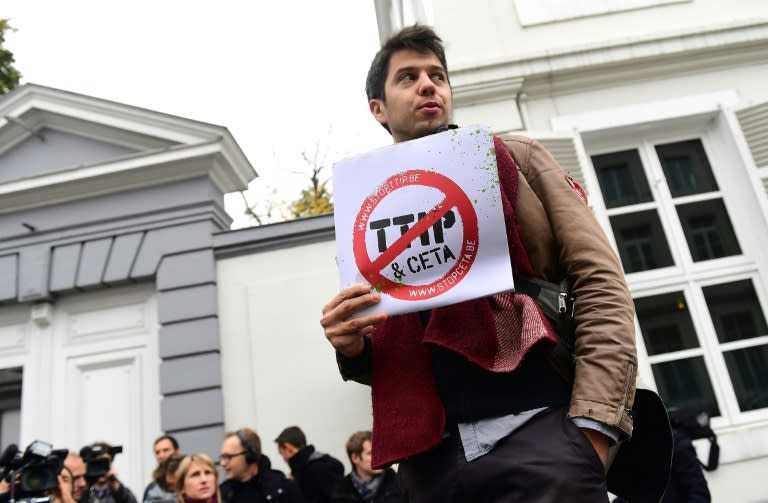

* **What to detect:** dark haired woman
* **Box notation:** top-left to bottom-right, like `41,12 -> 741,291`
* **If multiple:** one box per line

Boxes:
145,453 -> 184,503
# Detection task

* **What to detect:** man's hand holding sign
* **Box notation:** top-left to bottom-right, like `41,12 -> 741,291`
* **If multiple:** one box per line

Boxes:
321,284 -> 384,358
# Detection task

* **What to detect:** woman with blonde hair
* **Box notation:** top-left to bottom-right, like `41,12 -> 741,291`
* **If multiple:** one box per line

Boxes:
174,454 -> 220,503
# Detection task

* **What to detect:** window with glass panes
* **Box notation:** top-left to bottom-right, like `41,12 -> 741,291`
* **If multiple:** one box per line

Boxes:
591,137 -> 768,424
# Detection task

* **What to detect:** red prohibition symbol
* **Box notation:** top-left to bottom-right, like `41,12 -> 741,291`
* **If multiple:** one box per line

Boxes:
353,169 -> 479,300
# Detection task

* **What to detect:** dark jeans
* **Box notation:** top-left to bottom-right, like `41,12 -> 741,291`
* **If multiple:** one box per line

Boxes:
398,407 -> 608,503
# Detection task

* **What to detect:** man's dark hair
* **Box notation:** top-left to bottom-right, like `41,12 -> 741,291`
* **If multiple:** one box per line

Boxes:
274,426 -> 307,449
365,24 -> 449,102
344,430 -> 372,466
153,434 -> 179,450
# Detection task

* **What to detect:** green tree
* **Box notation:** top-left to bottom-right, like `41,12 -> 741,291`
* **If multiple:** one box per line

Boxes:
0,19 -> 22,95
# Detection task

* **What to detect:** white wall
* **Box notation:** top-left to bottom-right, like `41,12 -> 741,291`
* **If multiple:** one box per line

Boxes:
524,63 -> 768,133
217,240 -> 372,474
705,454 -> 768,502
432,0 -> 768,68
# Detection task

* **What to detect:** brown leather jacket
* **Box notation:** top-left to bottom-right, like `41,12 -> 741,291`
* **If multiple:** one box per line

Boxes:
501,134 -> 637,437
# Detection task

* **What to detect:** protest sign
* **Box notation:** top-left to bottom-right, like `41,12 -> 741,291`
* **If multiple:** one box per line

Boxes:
333,125 -> 514,316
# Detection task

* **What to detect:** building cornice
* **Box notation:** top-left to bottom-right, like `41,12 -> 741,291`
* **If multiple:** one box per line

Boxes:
0,84 -> 231,145
0,206 -> 226,255
453,76 -> 525,107
452,18 -> 768,99
0,84 -> 257,214
0,140 -> 250,214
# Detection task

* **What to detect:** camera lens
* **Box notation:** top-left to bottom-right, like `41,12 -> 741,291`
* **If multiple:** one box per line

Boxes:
21,466 -> 59,492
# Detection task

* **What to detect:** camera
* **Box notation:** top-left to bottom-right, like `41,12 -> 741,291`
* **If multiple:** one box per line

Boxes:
0,440 -> 68,503
78,444 -> 123,484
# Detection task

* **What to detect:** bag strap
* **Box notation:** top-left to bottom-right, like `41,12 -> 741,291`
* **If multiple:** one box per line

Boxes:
515,275 -> 576,383
702,437 -> 720,471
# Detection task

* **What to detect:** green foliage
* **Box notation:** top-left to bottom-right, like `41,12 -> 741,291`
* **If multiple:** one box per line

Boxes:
0,19 -> 22,95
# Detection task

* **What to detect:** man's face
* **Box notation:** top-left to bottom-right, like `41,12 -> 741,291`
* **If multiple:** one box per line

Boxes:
277,443 -> 298,463
63,456 -> 87,501
351,440 -> 381,480
369,48 -> 452,143
154,438 -> 177,464
219,436 -> 250,482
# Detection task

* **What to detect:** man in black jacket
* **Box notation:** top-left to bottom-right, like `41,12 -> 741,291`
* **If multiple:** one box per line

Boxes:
275,426 -> 343,503
330,431 -> 404,503
219,428 -> 303,503
660,428 -> 711,503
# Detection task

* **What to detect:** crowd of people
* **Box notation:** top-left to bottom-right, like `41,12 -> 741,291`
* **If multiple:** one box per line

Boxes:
2,428 -> 405,503
215,426 -> 405,503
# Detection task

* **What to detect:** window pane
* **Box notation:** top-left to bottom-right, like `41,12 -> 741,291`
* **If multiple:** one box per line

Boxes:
635,292 -> 698,355
703,280 -> 768,343
610,210 -> 674,273
656,139 -> 719,197
723,344 -> 768,411
652,357 -> 720,417
677,199 -> 741,261
592,149 -> 653,208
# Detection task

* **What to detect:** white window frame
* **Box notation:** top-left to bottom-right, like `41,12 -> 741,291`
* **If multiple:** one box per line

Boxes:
552,91 -> 768,432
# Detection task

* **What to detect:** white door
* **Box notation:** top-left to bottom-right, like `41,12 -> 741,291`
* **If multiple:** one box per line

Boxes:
1,284 -> 161,498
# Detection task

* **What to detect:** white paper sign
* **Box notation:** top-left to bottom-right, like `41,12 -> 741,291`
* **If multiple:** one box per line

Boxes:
333,125 -> 514,316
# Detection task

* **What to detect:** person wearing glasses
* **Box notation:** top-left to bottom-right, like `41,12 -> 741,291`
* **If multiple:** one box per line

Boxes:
218,428 -> 303,503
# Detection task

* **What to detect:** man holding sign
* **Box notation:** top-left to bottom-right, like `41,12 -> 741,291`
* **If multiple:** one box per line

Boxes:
321,25 -> 637,502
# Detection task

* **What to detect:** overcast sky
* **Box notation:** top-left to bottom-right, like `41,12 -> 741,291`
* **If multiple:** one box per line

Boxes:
3,0 -> 392,227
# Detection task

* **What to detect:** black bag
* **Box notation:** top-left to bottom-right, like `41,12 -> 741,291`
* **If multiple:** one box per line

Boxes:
518,276 -> 674,502
607,389 -> 673,502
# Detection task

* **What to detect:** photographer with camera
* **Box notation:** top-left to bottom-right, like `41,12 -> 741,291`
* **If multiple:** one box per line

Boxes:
0,440 -> 69,503
79,443 -> 137,503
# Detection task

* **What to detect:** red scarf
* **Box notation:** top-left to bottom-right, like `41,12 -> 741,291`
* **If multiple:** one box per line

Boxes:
370,137 -> 557,468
